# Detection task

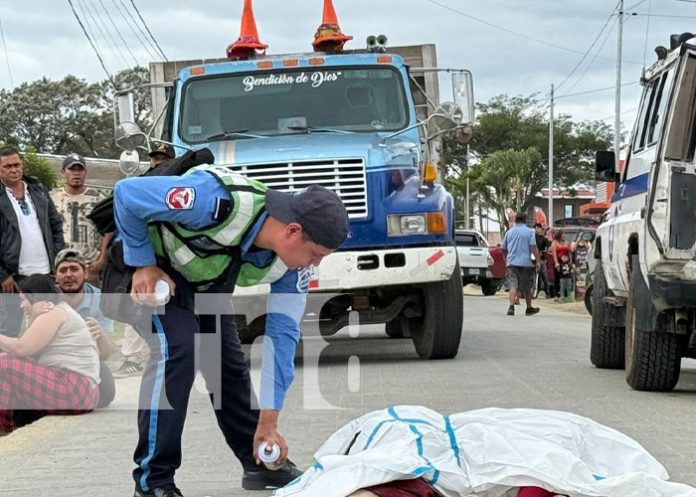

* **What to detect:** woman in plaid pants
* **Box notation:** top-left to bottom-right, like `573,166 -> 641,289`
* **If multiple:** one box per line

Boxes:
0,274 -> 100,434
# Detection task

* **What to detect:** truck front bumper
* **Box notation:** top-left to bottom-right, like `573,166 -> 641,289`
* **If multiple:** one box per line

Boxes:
234,246 -> 457,295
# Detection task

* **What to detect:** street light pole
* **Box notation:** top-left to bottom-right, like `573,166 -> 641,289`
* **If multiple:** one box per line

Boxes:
548,83 -> 554,228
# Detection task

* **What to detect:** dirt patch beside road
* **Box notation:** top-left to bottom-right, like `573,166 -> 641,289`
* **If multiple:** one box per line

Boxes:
463,284 -> 589,315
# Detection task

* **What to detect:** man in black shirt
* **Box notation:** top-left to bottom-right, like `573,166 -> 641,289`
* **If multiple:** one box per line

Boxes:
534,223 -> 551,298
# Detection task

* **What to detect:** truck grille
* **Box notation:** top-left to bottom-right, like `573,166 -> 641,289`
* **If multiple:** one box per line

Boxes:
223,158 -> 368,219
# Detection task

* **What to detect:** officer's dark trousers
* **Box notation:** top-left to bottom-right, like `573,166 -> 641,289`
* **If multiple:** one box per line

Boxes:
132,298 -> 259,491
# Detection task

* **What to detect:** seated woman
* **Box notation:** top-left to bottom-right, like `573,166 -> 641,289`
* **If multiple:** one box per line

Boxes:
0,274 -> 100,435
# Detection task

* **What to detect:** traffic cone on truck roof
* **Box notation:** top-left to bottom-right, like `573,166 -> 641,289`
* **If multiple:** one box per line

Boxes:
312,0 -> 353,53
226,0 -> 268,60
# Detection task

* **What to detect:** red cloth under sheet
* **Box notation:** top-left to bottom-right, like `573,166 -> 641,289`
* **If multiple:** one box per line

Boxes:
365,478 -> 439,497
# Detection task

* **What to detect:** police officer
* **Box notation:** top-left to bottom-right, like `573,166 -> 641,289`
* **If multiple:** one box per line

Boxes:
112,165 -> 348,497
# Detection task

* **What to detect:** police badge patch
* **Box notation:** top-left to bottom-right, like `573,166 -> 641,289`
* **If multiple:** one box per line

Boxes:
166,187 -> 196,210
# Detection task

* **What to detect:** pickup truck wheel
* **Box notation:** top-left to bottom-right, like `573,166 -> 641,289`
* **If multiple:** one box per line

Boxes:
590,260 -> 625,368
410,260 -> 463,359
481,279 -> 499,296
625,256 -> 683,391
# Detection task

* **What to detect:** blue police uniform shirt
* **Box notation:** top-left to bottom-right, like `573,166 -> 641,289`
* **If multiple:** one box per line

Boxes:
113,170 -> 307,410
74,283 -> 113,333
501,223 -> 537,267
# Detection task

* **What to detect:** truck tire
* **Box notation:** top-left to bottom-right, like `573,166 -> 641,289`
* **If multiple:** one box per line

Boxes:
410,260 -> 463,359
385,317 -> 409,339
481,279 -> 499,296
590,260 -> 625,369
625,256 -> 683,391
583,282 -> 593,315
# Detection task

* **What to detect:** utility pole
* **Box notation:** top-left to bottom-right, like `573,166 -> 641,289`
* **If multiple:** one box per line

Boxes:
615,0 -> 624,169
548,83 -> 554,228
465,144 -> 470,229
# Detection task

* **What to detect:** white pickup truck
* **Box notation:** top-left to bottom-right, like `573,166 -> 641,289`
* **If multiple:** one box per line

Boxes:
455,230 -> 506,295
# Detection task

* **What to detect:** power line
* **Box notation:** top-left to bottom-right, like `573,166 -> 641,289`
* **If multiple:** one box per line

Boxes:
628,12 -> 696,19
423,0 -> 643,64
560,16 -> 618,96
97,0 -> 140,67
642,0 -> 652,68
66,0 -> 116,86
83,0 -> 131,69
113,0 -> 160,61
555,4 -> 618,92
129,0 -> 168,61
555,81 -> 639,99
598,106 -> 638,121
0,17 -> 14,88
76,0 -> 112,69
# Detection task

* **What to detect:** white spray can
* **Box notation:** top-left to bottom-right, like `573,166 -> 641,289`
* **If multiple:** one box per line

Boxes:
257,442 -> 281,470
154,279 -> 171,305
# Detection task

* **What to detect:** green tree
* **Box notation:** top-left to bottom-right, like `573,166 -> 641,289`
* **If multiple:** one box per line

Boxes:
441,94 -> 613,232
0,67 -> 151,160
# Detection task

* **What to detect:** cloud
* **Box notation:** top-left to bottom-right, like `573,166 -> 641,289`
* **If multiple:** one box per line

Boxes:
0,0 -> 693,128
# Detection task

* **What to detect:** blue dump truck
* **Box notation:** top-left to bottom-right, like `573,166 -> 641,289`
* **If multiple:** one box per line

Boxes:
114,35 -> 474,359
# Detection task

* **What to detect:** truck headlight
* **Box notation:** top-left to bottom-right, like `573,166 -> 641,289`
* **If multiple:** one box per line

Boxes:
388,214 -> 426,235
387,212 -> 447,236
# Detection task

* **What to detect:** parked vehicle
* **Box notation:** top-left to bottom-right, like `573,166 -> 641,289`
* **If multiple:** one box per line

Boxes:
112,2 -> 475,359
455,230 -> 506,295
592,32 -> 696,391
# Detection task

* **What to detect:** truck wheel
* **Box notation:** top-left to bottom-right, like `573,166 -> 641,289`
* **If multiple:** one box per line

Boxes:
410,261 -> 463,359
590,260 -> 625,368
625,256 -> 683,391
385,317 -> 409,339
583,282 -> 593,315
481,279 -> 499,296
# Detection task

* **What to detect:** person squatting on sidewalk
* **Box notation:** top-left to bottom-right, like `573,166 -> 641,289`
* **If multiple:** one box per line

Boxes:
110,165 -> 349,497
501,213 -> 541,316
0,274 -> 100,435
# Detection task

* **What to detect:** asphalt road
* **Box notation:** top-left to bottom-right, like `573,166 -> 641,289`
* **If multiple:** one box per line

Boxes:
1,292 -> 695,497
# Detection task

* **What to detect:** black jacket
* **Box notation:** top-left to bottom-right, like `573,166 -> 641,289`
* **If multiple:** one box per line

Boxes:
0,177 -> 64,281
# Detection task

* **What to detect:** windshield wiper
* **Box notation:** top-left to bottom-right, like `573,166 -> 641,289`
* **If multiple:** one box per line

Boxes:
287,126 -> 355,135
203,129 -> 267,141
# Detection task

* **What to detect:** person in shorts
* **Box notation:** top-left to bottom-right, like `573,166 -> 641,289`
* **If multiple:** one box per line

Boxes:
501,213 -> 541,316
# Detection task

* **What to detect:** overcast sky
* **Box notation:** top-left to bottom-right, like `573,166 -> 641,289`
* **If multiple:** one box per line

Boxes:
2,0 -> 696,129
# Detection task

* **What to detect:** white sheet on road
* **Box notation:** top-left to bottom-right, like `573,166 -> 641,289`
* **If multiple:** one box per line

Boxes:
274,406 -> 696,497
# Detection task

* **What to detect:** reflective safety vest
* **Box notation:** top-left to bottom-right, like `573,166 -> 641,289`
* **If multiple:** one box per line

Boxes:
148,166 -> 288,289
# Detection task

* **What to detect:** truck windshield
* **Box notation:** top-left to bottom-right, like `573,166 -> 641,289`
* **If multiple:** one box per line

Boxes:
179,66 -> 409,143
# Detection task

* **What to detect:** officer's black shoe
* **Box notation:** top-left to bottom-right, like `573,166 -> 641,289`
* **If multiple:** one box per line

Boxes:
133,483 -> 184,497
241,461 -> 303,490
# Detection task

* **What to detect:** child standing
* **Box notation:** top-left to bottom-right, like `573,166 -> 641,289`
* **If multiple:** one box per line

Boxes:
557,253 -> 574,301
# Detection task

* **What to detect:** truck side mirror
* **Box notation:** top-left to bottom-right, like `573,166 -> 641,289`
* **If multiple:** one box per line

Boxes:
595,150 -> 620,182
452,71 -> 475,125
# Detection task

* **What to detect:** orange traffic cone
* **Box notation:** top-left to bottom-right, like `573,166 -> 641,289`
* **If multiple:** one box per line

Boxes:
227,0 -> 268,60
312,0 -> 352,53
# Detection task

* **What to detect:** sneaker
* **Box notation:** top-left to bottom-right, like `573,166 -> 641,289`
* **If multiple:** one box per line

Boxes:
525,307 -> 540,316
506,306 -> 515,316
113,360 -> 144,378
134,483 -> 183,497
242,461 -> 303,490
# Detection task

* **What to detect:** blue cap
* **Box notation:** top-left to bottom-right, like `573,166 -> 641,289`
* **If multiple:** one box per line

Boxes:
265,185 -> 349,250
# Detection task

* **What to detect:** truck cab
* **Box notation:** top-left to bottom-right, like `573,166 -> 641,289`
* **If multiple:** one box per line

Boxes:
591,32 -> 696,390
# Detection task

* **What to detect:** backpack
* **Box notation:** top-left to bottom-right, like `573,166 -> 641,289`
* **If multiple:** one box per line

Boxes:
90,147 -> 215,326
86,147 -> 214,235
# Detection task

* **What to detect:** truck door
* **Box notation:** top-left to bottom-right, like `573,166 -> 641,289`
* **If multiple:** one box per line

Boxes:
649,50 -> 696,261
